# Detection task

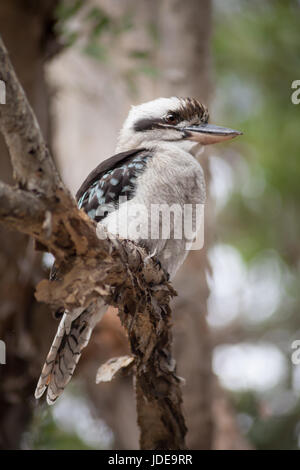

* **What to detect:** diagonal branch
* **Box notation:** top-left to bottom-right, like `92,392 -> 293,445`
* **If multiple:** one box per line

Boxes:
0,34 -> 187,450
0,36 -> 63,197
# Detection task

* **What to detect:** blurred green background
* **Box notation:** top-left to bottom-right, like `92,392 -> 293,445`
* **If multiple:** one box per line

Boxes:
211,0 -> 300,450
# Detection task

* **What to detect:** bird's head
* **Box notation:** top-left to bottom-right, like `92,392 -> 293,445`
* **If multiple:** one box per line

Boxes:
117,97 -> 242,152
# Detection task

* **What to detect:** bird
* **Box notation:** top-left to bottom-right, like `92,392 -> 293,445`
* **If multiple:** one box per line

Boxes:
35,96 -> 242,404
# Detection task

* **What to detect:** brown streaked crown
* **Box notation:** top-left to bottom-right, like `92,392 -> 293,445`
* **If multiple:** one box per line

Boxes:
176,97 -> 209,123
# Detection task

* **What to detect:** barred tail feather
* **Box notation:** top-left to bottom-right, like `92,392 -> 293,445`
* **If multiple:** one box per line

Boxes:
35,303 -> 107,405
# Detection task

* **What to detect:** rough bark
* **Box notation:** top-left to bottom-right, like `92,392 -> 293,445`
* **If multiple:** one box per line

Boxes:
0,34 -> 186,450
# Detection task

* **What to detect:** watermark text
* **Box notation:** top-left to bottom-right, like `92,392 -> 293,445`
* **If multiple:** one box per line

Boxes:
0,340 -> 6,364
0,79 -> 6,104
291,80 -> 300,104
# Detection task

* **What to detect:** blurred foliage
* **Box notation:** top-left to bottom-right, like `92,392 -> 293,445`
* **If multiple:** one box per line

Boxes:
54,0 -> 159,88
213,0 -> 300,450
213,0 -> 300,264
231,390 -> 300,450
23,406 -> 94,450
23,385 -> 113,450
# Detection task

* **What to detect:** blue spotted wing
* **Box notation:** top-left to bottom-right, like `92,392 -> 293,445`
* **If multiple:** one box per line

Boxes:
50,149 -> 150,306
76,148 -> 150,222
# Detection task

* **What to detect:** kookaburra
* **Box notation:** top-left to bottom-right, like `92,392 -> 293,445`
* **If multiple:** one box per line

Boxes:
35,97 -> 241,404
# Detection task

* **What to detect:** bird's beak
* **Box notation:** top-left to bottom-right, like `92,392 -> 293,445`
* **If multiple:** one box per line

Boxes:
184,124 -> 242,145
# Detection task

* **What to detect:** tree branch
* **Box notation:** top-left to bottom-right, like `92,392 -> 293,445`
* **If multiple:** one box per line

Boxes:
0,34 -> 187,449
0,36 -> 62,197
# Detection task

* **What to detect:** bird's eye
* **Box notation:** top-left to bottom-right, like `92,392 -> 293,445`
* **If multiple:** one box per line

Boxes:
165,113 -> 177,125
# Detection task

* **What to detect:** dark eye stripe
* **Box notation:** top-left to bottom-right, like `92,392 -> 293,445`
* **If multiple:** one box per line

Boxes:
134,117 -> 164,132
